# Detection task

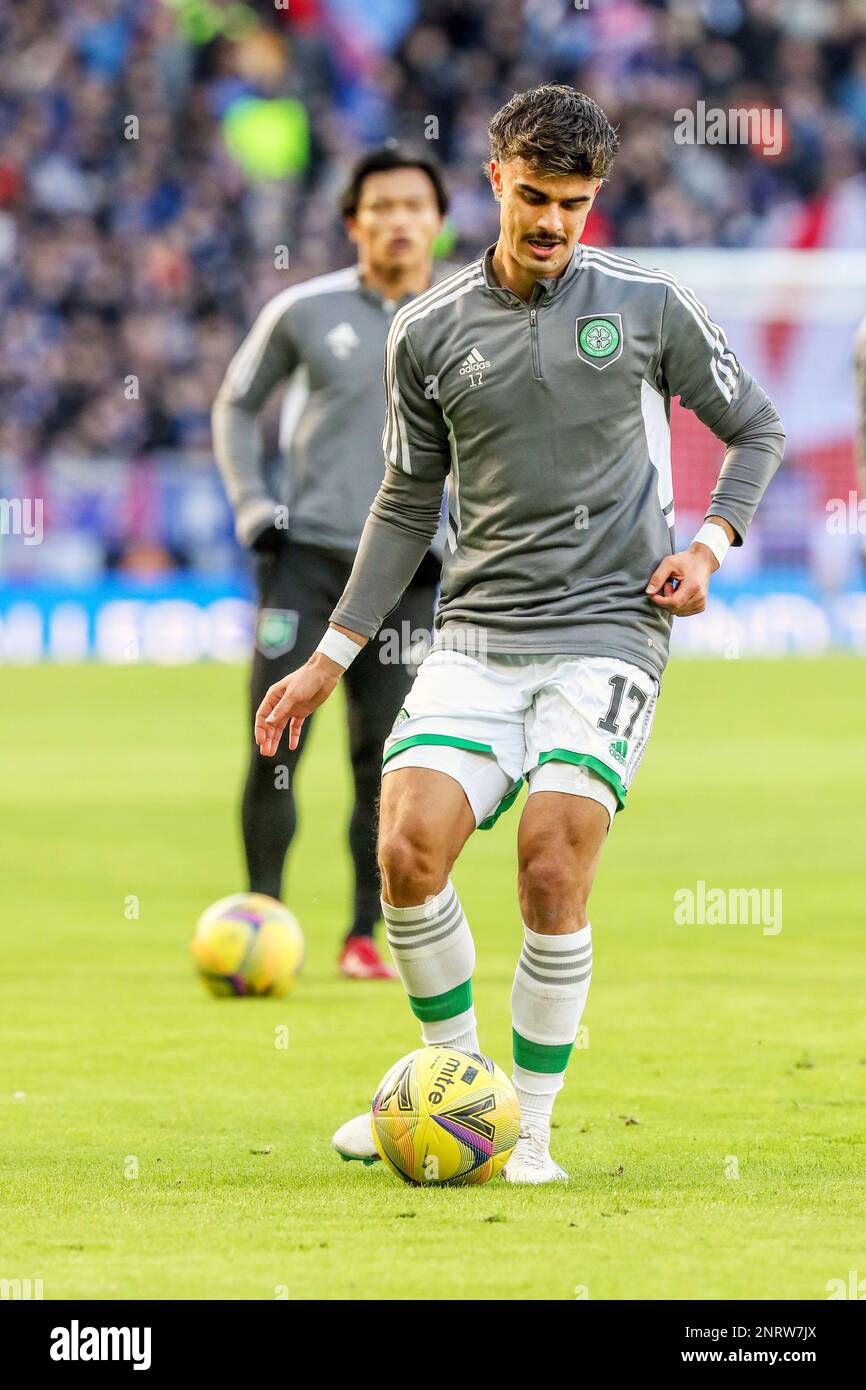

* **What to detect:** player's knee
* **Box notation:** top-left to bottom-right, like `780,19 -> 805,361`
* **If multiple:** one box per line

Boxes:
378,824 -> 449,904
517,850 -> 589,931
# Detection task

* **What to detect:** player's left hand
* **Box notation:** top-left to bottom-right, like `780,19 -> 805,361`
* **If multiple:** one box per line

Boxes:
645,543 -> 718,616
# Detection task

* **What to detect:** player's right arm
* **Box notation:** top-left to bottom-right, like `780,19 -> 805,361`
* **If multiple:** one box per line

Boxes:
645,280 -> 786,614
212,294 -> 300,550
255,313 -> 450,756
254,636 -> 358,756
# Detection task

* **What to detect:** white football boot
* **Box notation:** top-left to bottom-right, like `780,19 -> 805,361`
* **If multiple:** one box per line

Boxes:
502,1127 -> 568,1184
331,1112 -> 381,1165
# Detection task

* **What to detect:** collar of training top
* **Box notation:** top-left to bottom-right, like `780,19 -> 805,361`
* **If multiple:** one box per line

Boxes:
481,242 -> 583,306
357,275 -> 416,312
358,261 -> 452,312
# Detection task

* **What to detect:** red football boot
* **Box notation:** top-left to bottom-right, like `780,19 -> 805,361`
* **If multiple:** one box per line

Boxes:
339,936 -> 398,980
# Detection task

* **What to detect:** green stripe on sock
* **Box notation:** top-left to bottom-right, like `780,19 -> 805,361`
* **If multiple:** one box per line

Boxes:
512,1028 -> 574,1074
408,979 -> 473,1023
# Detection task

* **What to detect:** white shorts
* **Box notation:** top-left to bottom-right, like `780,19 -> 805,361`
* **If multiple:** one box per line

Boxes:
382,650 -> 658,831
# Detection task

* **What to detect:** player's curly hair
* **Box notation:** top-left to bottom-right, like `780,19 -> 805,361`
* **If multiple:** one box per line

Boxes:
488,84 -> 619,181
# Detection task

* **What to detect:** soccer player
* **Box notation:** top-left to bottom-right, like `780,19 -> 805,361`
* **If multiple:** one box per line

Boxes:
213,145 -> 449,980
254,86 -> 786,1180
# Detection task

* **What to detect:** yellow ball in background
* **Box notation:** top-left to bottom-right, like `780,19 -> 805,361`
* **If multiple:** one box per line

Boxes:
191,892 -> 304,998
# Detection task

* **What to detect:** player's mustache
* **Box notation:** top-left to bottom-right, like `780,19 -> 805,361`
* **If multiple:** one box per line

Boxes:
524,235 -> 566,245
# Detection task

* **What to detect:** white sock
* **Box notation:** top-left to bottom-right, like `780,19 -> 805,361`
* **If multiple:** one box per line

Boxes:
514,1088 -> 557,1144
511,922 -> 593,1143
382,880 -> 477,1047
435,1023 -> 481,1053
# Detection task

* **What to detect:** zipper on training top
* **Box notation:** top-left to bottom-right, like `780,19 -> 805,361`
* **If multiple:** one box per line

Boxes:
529,306 -> 543,380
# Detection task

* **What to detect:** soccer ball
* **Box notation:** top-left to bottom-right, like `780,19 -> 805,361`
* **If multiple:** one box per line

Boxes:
371,1045 -> 520,1185
191,893 -> 304,997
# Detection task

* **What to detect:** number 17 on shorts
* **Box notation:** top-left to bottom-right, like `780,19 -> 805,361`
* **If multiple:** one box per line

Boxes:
529,655 -> 658,812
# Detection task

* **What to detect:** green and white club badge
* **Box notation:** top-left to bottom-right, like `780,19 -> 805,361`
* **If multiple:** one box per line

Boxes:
255,608 -> 299,658
576,313 -> 623,369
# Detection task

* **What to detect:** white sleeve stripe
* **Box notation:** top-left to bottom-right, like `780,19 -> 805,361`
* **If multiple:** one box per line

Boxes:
386,365 -> 416,472
583,250 -> 737,362
387,260 -> 484,342
583,250 -> 740,394
585,251 -> 742,386
711,358 -> 734,405
442,406 -> 460,542
278,364 -> 310,452
227,267 -> 359,396
578,252 -> 728,358
584,248 -> 735,356
384,262 -> 484,380
383,269 -> 484,474
384,263 -> 483,410
385,277 -> 482,472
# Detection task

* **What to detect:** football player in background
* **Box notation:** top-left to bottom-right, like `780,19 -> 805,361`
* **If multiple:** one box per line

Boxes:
213,145 -> 448,979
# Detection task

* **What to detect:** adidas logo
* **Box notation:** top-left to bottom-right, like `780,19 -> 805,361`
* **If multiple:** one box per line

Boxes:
608,738 -> 628,765
459,346 -> 491,376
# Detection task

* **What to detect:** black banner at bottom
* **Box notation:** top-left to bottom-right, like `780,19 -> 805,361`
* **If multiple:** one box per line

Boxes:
5,1298 -> 861,1373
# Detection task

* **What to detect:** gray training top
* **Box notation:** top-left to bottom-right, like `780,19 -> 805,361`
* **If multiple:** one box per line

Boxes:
212,263 -> 448,559
331,244 -> 786,681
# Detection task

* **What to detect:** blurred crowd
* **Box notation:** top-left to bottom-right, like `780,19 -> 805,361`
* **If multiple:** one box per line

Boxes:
1,0 -> 865,464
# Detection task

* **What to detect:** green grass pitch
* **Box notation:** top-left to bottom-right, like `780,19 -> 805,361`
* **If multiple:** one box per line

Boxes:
1,656 -> 864,1301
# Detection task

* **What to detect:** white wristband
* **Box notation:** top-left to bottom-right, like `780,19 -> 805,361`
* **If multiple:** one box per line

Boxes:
315,628 -> 364,670
692,522 -> 731,568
